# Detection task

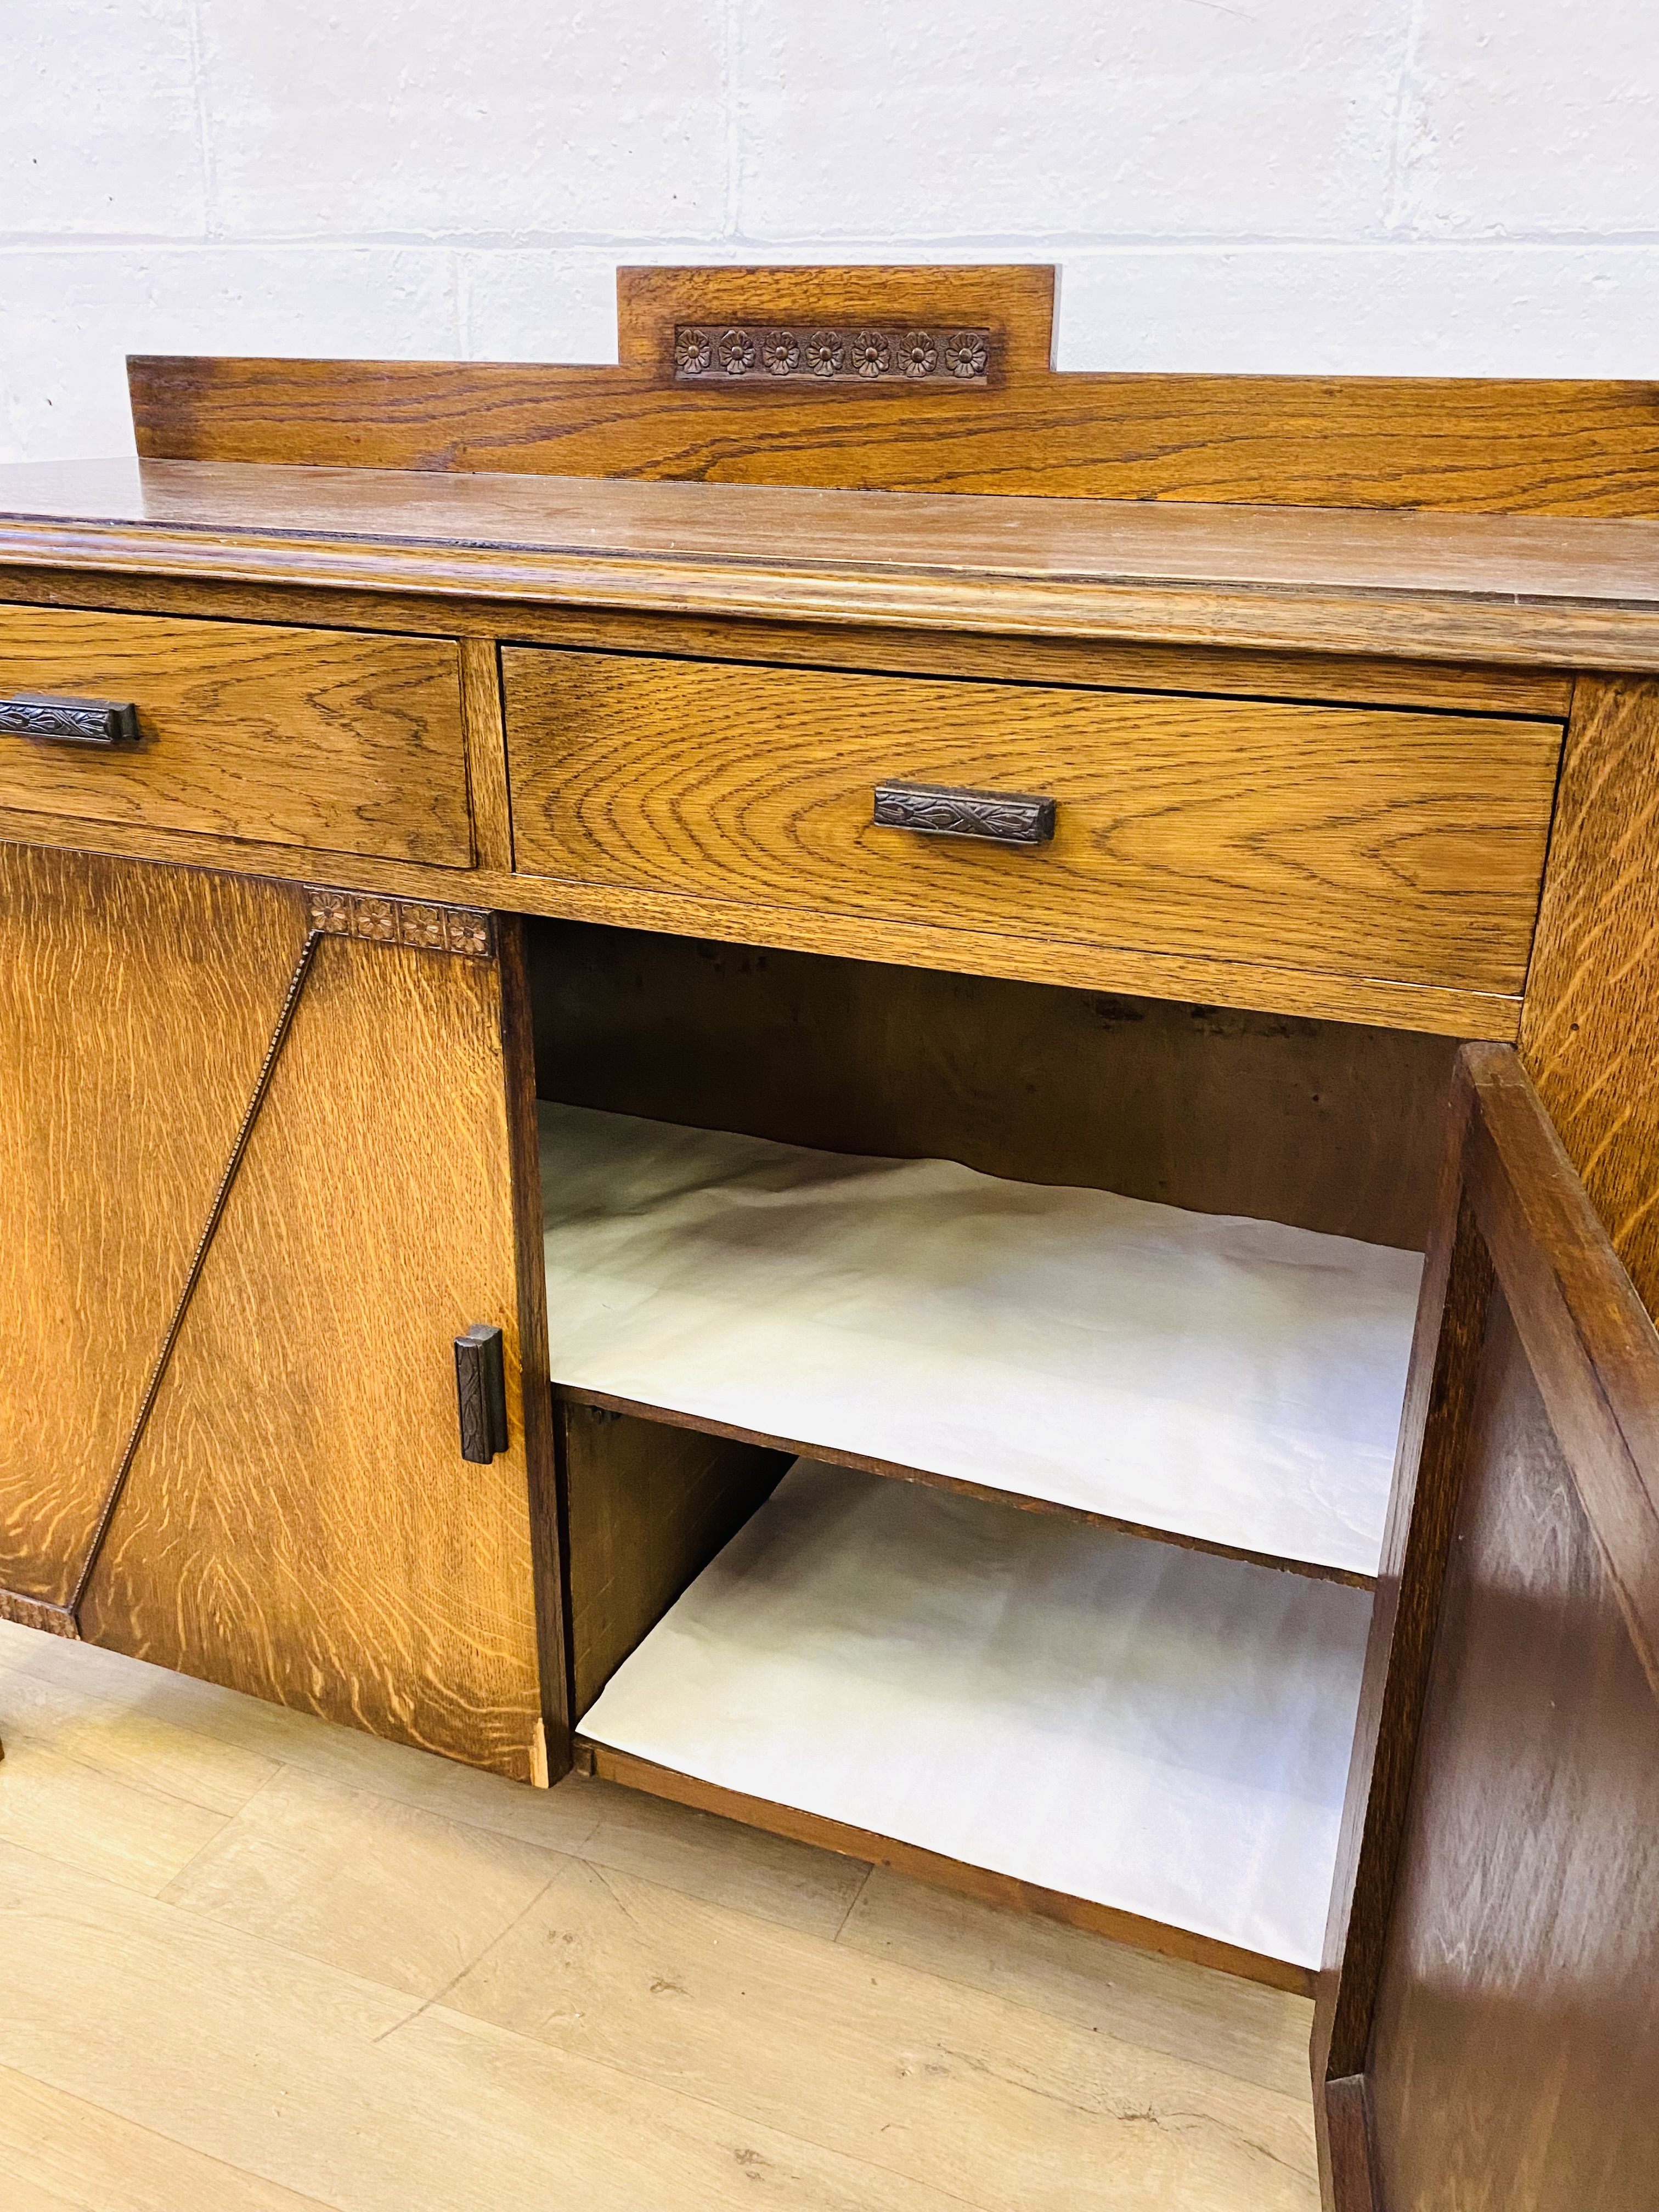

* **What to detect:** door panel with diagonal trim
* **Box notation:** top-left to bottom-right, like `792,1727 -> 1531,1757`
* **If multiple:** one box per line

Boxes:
76,919 -> 548,1780
0,845 -> 314,1613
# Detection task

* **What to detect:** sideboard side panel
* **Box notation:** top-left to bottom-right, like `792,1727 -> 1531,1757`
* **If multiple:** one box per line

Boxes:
1522,675 -> 1659,1321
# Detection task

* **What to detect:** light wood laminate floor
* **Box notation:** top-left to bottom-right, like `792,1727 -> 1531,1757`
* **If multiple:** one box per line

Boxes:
0,1616 -> 1320,2210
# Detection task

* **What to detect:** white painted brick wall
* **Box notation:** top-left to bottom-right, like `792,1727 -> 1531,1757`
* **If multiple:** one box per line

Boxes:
2,0 -> 1655,465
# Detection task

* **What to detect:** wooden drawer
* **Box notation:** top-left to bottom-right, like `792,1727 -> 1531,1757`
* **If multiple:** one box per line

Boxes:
0,606 -> 473,866
503,648 -> 1563,995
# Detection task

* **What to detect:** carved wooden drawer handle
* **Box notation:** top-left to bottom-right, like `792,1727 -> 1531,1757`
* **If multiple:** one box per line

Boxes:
0,692 -> 140,747
454,1323 -> 510,1464
872,778 -> 1057,847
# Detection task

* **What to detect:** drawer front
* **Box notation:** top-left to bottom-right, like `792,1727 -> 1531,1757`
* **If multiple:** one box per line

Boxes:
0,607 -> 473,866
504,648 -> 1563,994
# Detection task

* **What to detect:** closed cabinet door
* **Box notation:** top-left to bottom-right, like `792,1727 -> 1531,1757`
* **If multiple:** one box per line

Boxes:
0,844 -> 556,1781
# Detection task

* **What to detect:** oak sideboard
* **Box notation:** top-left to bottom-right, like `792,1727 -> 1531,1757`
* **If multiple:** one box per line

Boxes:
3,267 -> 1657,2209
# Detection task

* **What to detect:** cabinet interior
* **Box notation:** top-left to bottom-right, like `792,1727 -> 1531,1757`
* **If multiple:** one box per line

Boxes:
526,917 -> 1457,1978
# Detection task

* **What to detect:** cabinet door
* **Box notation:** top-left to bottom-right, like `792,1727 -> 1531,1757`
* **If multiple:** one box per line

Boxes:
1,847 -> 557,1782
1313,1045 -> 1659,2209
0,845 -> 318,1615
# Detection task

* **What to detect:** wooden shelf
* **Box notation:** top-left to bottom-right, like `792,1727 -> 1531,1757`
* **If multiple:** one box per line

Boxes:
539,1103 -> 1422,1582
578,1459 -> 1374,1980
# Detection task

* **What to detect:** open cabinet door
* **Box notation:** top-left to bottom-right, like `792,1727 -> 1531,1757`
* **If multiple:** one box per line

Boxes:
1314,1043 -> 1659,2208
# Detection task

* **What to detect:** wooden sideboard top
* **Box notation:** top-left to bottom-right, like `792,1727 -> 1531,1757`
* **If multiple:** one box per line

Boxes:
3,458 -> 1659,670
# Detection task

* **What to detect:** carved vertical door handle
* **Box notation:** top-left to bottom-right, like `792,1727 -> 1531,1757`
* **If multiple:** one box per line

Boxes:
454,1324 -> 509,1463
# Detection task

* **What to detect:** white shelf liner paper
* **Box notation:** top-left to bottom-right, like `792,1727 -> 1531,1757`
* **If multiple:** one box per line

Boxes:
581,1460 -> 1374,1969
540,1104 -> 1422,1578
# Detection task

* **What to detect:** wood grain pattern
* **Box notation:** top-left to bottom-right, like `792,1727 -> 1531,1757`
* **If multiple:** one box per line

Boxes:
0,794 -> 1530,1039
579,1743 -> 1313,1997
608,267 -> 1060,375
0,1618 -> 1325,2212
123,263 -> 1659,517
76,929 -> 544,1779
160,1764 -> 563,1999
0,2066 -> 333,2212
528,918 -> 1457,1249
460,636 -> 514,873
1521,677 -> 1659,1320
498,609 -> 1573,720
836,1868 -> 1316,2106
69,924 -> 325,1628
559,1404 -> 790,1716
441,1841 -> 1321,2208
1463,1048 -> 1659,1697
0,603 -> 471,865
0,555 -> 1578,719
0,1770 -> 1017,2212
1367,1290 -> 1659,2210
1317,1045 -> 1659,2209
497,913 -> 572,1776
505,647 -> 1561,997
1321,2078 -> 1378,2212
1313,1091 -> 1492,2129
0,845 -> 315,1610
0,1729 -> 235,1901
5,461 -> 1659,671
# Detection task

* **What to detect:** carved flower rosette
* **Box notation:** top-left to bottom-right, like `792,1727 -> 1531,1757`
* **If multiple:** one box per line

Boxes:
945,329 -> 990,379
804,330 -> 845,377
673,326 -> 713,378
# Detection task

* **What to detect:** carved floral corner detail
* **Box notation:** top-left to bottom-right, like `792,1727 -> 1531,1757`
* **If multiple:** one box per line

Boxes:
308,888 -> 495,960
672,323 -> 992,385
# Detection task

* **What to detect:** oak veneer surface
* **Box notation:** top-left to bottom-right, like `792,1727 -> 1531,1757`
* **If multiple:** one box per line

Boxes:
1521,677 -> 1659,1322
4,459 -> 1659,668
0,794 -> 1527,1042
1366,1292 -> 1659,2209
496,912 -> 568,1767
0,847 -> 316,1611
560,1403 -> 789,1714
121,262 -> 1659,518
0,603 -> 472,866
529,922 -> 1457,1250
0,558 -> 1577,723
1321,2079 -> 1379,2212
505,648 -> 1560,998
1313,1048 -> 1659,2206
460,634 -> 514,873
1312,1173 -> 1492,2190
76,930 -> 544,1780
